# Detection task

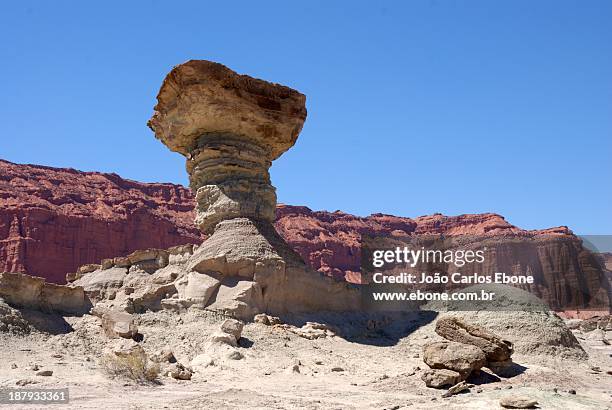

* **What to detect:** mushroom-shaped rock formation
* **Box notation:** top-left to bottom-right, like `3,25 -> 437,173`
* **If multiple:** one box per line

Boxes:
148,60 -> 306,233
148,60 -> 359,317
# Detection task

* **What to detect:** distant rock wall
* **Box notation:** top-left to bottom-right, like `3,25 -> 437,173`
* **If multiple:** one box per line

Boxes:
0,159 -> 201,283
1,159 -> 609,312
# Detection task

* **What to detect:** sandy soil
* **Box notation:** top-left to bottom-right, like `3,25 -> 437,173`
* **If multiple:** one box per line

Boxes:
1,310 -> 611,410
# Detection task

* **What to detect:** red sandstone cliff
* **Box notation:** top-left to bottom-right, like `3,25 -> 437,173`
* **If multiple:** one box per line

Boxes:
0,159 -> 201,283
0,159 -> 609,311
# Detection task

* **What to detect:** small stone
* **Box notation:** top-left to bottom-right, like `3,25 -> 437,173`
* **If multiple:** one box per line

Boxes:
315,360 -> 323,365
11,363 -> 17,369
331,367 -> 344,372
568,389 -> 576,395
29,364 -> 40,371
254,313 -> 270,325
166,363 -> 192,380
442,381 -> 472,398
51,354 -> 62,359
16,379 -> 38,386
220,319 -> 244,340
506,385 -> 513,389
499,396 -> 538,408
36,370 -> 53,376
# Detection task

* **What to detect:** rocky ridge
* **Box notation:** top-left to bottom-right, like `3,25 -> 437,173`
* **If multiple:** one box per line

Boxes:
1,158 -> 610,313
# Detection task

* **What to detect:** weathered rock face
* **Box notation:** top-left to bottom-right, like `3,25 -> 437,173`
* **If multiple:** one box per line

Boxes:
148,60 -> 307,233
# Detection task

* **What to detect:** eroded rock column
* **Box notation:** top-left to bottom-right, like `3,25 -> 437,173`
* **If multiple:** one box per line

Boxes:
148,60 -> 360,317
147,60 -> 306,234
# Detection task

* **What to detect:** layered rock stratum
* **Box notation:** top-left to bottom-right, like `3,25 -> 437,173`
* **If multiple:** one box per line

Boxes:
0,158 -> 200,284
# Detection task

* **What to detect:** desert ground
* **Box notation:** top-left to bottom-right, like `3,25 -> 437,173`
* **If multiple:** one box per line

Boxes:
1,307 -> 610,410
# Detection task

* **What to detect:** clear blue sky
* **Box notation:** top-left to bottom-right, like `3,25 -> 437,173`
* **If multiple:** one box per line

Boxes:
1,1 -> 610,234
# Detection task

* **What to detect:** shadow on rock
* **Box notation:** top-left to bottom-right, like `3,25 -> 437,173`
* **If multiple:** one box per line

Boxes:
487,361 -> 528,378
19,309 -> 74,334
279,310 -> 438,347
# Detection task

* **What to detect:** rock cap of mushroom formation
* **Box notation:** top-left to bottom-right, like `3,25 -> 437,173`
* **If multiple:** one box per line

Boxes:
148,60 -> 307,160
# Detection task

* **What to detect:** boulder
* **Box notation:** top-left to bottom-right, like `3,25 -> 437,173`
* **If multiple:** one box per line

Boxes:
209,331 -> 238,347
93,307 -> 138,339
421,369 -> 462,388
220,319 -> 244,340
205,279 -> 263,321
499,396 -> 539,409
435,316 -> 513,361
440,311 -> 585,359
423,341 -> 486,377
174,271 -> 221,306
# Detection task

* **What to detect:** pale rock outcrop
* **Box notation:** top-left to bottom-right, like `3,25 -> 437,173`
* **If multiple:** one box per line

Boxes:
174,271 -> 221,306
71,267 -> 126,302
0,272 -> 87,314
